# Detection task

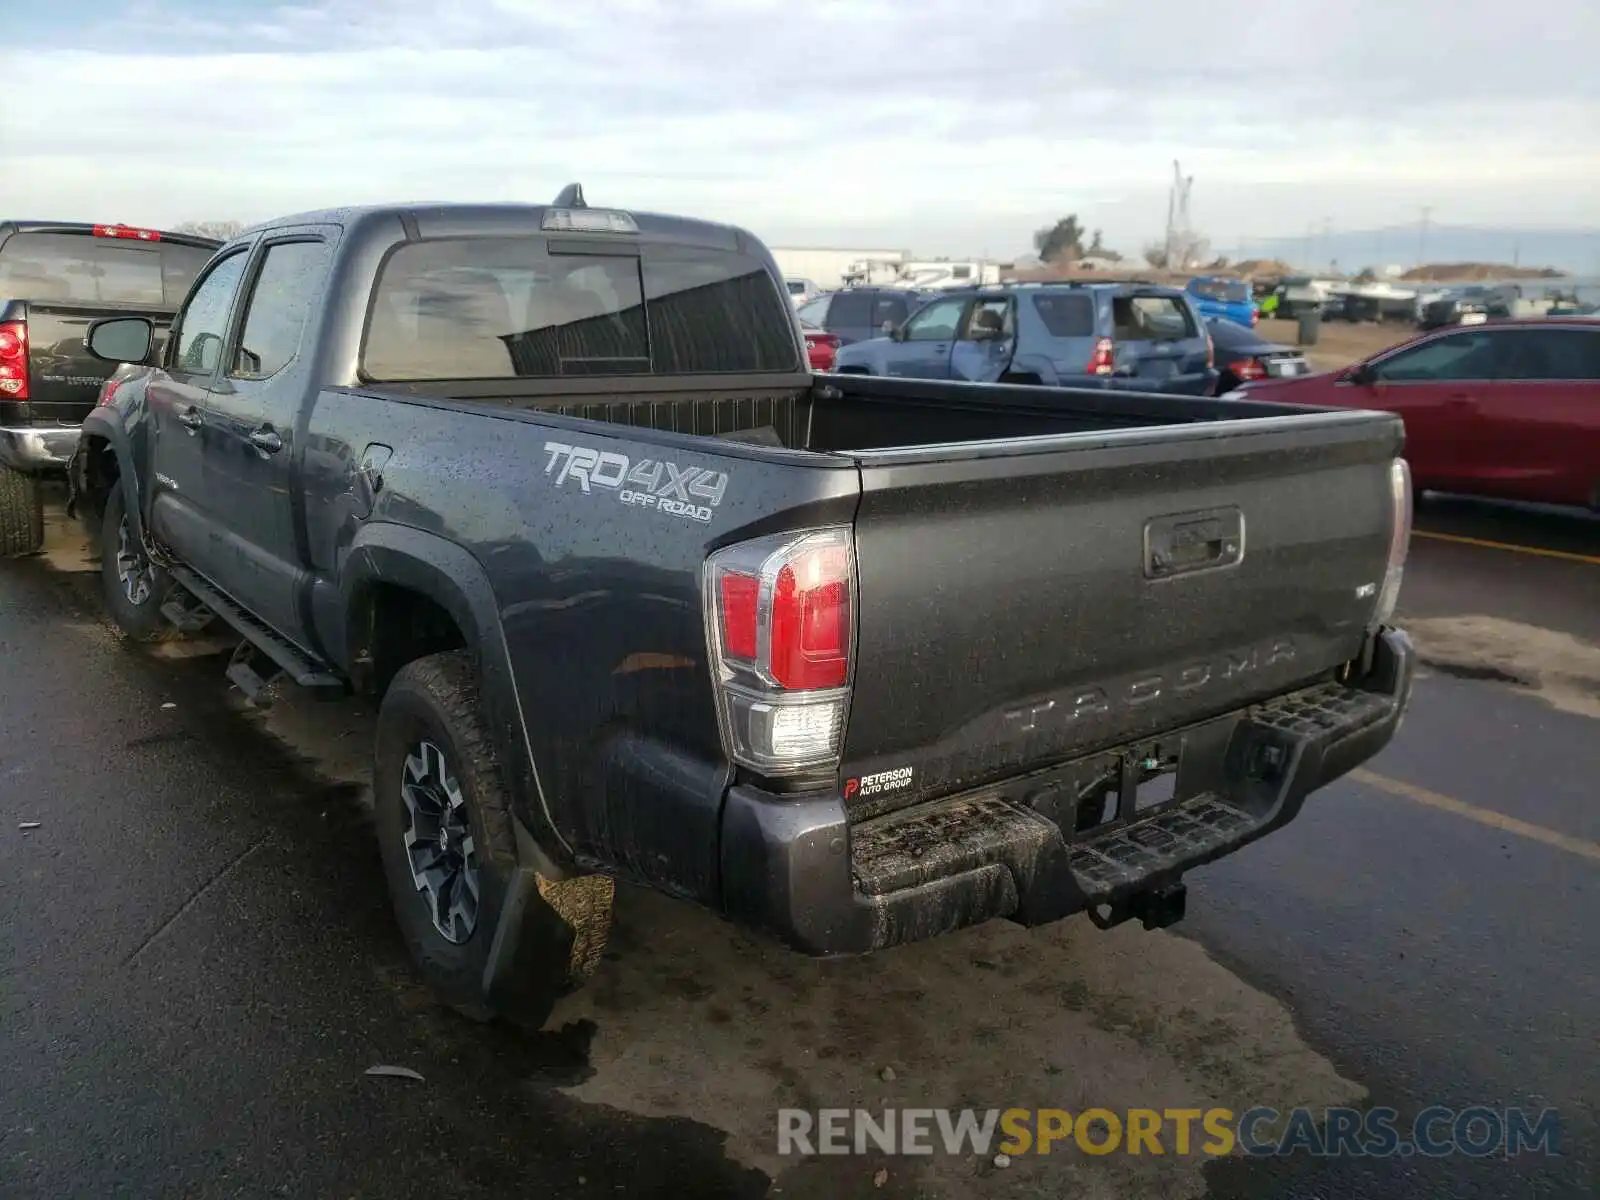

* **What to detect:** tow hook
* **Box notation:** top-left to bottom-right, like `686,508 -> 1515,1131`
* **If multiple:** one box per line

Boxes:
1086,881 -> 1189,931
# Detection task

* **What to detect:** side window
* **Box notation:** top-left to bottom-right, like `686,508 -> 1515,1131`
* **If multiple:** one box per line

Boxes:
962,298 -> 1011,339
1372,330 -> 1500,382
1032,293 -> 1095,337
902,296 -> 968,342
231,241 -> 332,380
172,250 -> 250,376
826,291 -> 873,328
797,296 -> 831,325
1498,328 -> 1600,382
871,294 -> 910,330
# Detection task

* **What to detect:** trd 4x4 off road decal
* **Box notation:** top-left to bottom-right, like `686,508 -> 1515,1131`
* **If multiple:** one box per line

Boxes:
542,441 -> 729,524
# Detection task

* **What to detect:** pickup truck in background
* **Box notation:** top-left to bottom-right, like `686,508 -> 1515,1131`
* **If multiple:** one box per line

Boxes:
0,221 -> 220,555
1185,275 -> 1259,328
70,189 -> 1416,1024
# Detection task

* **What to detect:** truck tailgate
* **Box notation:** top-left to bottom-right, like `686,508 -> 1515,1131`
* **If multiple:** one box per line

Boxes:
839,410 -> 1403,816
16,302 -> 175,421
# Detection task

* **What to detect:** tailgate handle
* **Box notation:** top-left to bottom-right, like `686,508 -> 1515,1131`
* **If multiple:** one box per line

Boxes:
1144,508 -> 1245,579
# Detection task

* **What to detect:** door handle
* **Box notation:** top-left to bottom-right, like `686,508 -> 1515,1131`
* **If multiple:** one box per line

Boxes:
177,407 -> 203,432
1445,393 -> 1478,410
248,428 -> 283,455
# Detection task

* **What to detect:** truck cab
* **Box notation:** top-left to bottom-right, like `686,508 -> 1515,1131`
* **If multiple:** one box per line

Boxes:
1184,275 -> 1258,327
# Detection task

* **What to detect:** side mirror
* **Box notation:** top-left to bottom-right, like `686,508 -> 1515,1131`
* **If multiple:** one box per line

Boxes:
85,316 -> 155,365
1346,362 -> 1376,386
881,320 -> 897,336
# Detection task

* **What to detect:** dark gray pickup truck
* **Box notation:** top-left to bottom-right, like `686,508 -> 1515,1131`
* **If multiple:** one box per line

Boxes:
69,189 -> 1416,1022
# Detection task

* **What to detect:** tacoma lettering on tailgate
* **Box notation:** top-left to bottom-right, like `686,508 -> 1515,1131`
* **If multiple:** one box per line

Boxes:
1004,638 -> 1297,733
543,441 -> 729,524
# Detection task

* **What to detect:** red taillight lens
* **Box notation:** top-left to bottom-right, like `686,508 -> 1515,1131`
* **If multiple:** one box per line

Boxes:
705,528 -> 855,773
770,545 -> 851,689
1087,336 -> 1114,376
98,376 -> 125,407
0,321 -> 28,400
93,224 -> 161,241
1228,358 -> 1266,381
719,572 -> 760,660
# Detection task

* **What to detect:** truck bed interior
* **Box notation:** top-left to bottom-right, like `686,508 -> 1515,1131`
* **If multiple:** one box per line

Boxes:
376,372 -> 1326,455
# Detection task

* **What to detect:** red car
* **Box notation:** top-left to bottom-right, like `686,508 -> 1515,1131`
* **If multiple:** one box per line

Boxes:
800,319 -> 839,371
1226,317 -> 1600,510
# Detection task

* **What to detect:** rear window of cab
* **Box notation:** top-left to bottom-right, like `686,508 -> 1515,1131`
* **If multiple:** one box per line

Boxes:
362,236 -> 800,381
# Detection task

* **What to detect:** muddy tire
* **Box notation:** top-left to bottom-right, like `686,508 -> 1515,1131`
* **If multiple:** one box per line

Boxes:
374,650 -> 613,1024
0,465 -> 44,558
99,486 -> 177,641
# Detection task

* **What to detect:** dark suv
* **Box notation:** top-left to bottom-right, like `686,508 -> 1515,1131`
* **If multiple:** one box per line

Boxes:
830,281 -> 1217,395
795,286 -> 929,347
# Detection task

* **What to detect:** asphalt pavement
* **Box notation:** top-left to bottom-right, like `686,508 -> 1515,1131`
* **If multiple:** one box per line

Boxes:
1,491 -> 1596,1199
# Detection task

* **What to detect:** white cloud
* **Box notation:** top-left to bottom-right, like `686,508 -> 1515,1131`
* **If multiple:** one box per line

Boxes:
5,0 -> 1598,259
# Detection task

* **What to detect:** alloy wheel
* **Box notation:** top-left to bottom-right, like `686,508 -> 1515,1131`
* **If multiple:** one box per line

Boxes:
400,740 -> 480,944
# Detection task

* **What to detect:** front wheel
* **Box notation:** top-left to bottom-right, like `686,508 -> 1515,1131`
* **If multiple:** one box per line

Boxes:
99,485 -> 177,641
0,464 -> 44,558
374,650 -> 614,1023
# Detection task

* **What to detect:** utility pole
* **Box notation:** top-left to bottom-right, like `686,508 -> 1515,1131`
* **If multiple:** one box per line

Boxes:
1417,206 -> 1433,267
1163,161 -> 1177,270
1163,160 -> 1194,269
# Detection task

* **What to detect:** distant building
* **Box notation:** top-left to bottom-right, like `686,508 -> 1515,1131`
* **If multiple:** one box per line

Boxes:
769,247 -> 909,291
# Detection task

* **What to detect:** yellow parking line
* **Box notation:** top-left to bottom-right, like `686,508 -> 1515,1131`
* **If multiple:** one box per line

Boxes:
1352,768 -> 1600,863
1412,530 -> 1600,566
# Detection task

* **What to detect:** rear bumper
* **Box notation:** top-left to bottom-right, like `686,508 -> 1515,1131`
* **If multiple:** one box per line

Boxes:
0,424 -> 80,473
720,627 -> 1414,956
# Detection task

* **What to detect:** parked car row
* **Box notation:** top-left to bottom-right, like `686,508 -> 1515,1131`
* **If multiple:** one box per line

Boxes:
0,188 -> 1418,1025
816,281 -> 1224,396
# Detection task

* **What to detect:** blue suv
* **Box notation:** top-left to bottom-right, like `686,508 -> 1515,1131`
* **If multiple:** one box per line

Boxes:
830,282 -> 1218,396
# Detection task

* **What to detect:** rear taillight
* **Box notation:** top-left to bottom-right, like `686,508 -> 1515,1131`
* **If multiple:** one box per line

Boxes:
0,321 -> 28,400
93,224 -> 161,241
705,527 -> 855,773
1087,337 -> 1114,376
1228,357 -> 1265,381
98,376 -> 124,406
1371,458 -> 1413,629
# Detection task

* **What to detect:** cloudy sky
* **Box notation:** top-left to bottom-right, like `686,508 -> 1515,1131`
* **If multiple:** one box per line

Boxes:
6,0 -> 1598,261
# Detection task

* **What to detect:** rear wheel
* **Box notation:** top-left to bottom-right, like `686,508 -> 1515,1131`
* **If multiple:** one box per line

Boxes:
99,486 -> 177,641
0,465 -> 44,558
374,650 -> 613,1024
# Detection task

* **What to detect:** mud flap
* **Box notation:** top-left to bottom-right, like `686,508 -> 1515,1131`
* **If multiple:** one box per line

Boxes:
480,865 -> 614,1018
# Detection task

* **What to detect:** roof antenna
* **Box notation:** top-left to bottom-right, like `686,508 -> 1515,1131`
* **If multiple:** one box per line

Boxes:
553,183 -> 587,208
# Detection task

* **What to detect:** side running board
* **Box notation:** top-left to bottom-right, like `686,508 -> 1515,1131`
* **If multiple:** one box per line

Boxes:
167,565 -> 344,691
